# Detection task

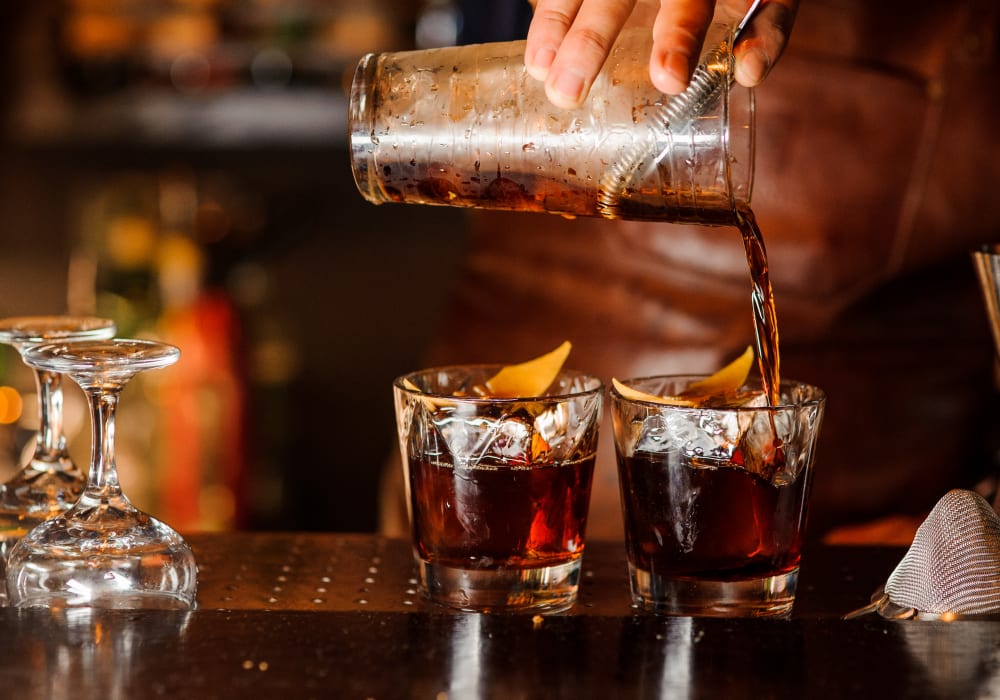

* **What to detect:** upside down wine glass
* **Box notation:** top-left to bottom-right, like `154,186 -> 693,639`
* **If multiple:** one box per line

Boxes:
6,339 -> 197,609
0,316 -> 116,599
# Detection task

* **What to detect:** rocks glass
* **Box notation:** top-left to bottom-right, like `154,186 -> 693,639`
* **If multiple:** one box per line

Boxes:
394,366 -> 602,612
611,376 -> 825,617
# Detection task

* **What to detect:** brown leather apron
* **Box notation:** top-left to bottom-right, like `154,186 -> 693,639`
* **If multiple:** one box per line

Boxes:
383,0 -> 1000,541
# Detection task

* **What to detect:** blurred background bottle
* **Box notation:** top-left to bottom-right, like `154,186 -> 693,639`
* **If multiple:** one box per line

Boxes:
0,0 -> 472,533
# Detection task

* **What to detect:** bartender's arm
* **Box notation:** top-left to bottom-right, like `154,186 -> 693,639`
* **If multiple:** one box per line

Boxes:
524,0 -> 799,108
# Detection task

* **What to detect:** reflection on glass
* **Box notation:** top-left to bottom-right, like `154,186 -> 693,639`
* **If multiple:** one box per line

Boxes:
900,622 -> 1000,698
616,616 -> 807,696
447,613 -> 484,698
29,607 -> 191,700
618,617 -> 696,699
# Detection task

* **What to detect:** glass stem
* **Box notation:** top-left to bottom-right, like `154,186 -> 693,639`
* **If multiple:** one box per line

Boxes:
34,368 -> 68,463
83,385 -> 126,504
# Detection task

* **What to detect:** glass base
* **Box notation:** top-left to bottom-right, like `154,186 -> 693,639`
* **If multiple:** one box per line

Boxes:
0,456 -> 87,605
419,557 -> 582,613
13,592 -> 195,610
629,563 -> 798,617
0,511 -> 57,606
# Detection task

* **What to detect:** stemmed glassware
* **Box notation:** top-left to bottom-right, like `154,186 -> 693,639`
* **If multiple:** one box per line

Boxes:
5,338 -> 197,609
0,316 -> 117,596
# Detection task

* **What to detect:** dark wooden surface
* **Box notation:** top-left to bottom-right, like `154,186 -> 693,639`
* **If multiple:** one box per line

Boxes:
1,533 -> 998,699
185,533 -> 893,617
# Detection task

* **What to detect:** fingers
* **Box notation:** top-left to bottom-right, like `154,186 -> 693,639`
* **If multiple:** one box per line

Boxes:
524,0 -> 580,82
733,0 -> 799,87
524,0 -> 798,109
525,0 -> 638,109
649,0 -> 716,95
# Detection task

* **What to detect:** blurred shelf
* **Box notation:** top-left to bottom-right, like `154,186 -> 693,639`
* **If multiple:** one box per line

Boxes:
2,0 -> 423,152
8,86 -> 349,151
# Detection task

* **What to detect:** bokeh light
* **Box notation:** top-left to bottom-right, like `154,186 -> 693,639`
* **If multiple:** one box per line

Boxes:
0,386 -> 24,425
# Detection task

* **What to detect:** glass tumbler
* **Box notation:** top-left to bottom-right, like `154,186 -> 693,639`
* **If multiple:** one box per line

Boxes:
395,366 -> 603,613
350,22 -> 753,225
611,376 -> 825,617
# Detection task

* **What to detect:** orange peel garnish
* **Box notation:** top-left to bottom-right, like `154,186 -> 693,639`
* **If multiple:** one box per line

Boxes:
485,340 -> 572,398
611,378 -> 697,407
612,346 -> 755,406
677,345 -> 754,399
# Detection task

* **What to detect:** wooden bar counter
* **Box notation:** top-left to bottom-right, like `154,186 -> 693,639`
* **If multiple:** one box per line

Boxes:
0,533 -> 997,698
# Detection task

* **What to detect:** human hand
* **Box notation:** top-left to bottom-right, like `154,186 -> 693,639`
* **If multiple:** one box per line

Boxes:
524,0 -> 799,109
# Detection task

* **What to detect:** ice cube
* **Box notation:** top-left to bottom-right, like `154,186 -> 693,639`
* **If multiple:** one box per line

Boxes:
533,394 -> 600,461
623,390 -> 768,464
435,411 -> 534,466
633,413 -> 669,454
740,400 -> 824,483
661,408 -> 742,467
736,408 -> 792,481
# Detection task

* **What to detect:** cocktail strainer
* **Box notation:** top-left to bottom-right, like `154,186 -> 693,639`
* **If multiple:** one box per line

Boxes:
845,489 -> 1000,620
596,0 -> 763,217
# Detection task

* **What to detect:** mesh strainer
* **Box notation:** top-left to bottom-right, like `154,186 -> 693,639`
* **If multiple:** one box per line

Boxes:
844,489 -> 1000,620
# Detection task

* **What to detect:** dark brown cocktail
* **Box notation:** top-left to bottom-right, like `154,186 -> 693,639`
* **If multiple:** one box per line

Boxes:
410,455 -> 596,571
395,363 -> 602,612
611,377 -> 825,616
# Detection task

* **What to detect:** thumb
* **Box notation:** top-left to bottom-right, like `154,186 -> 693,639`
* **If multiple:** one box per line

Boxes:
733,0 -> 799,87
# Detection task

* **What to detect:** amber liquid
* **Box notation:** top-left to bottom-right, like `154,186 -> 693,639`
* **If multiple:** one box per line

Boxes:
618,453 -> 807,580
737,204 -> 781,405
392,168 -> 781,399
408,455 -> 596,570
617,204 -> 800,583
381,166 -> 745,226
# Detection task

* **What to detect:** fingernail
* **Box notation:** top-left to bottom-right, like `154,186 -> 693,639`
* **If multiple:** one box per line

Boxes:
735,47 -> 769,86
654,51 -> 692,95
527,46 -> 556,80
550,69 -> 586,105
